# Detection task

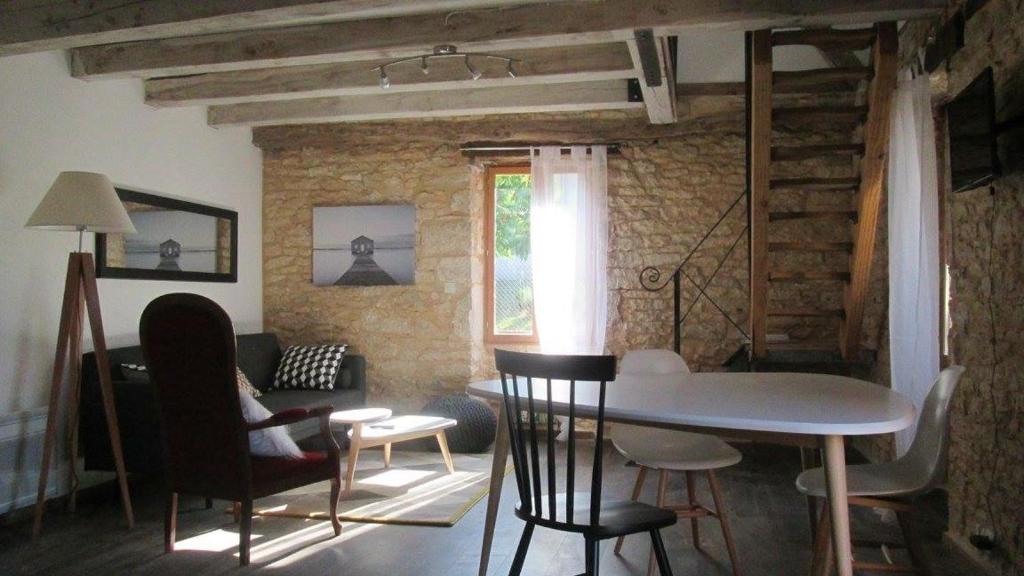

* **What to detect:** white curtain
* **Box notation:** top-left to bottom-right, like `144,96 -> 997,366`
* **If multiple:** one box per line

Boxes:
888,67 -> 940,456
530,145 -> 608,355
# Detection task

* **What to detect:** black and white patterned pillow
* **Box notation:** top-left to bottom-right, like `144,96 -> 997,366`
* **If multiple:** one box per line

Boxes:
273,345 -> 347,391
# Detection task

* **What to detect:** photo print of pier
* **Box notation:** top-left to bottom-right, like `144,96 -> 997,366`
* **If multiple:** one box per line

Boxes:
313,205 -> 416,286
121,208 -> 222,273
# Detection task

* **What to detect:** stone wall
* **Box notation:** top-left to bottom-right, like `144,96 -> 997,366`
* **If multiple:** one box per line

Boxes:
902,1 -> 1024,572
259,99 -> 889,417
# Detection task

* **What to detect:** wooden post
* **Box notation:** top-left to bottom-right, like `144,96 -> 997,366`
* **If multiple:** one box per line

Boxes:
33,252 -> 134,539
840,22 -> 897,360
749,29 -> 772,359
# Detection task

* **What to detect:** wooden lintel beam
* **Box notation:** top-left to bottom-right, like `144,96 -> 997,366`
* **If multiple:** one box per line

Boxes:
146,43 -> 634,107
0,0 -> 559,56
627,31 -> 676,124
840,22 -> 898,360
208,80 -> 640,127
69,0 -> 945,79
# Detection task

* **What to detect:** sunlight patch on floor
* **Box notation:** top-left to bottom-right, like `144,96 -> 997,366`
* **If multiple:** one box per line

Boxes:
175,529 -> 263,552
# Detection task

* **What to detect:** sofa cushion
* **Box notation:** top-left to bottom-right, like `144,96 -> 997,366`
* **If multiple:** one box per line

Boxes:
258,388 -> 364,440
273,345 -> 347,391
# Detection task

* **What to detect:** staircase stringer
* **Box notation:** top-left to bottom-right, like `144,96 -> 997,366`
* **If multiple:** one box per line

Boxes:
839,22 -> 898,361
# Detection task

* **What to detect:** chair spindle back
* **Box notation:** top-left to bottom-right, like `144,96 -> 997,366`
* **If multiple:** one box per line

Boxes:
494,349 -> 616,527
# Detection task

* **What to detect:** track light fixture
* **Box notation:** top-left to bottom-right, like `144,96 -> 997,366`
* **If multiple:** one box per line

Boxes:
371,44 -> 520,88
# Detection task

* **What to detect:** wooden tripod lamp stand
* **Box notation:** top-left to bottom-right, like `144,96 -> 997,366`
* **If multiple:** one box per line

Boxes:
25,172 -> 137,538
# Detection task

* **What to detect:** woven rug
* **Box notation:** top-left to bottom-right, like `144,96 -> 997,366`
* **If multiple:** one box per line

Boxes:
243,450 -> 509,527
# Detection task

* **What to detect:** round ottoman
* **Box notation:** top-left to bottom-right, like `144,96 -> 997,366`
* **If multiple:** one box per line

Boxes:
422,393 -> 497,453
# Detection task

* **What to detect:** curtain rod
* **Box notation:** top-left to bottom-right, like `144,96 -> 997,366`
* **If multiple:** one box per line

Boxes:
459,142 -> 622,156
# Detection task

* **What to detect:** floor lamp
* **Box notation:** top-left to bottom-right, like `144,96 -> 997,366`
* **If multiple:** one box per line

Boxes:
26,172 -> 137,538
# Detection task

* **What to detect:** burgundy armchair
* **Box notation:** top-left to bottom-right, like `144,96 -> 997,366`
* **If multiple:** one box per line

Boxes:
140,293 -> 342,566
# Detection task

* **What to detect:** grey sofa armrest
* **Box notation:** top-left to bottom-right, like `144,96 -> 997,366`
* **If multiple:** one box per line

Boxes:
339,354 -> 366,392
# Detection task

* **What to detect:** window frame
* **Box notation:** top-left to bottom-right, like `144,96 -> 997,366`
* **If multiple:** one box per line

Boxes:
484,165 -> 538,344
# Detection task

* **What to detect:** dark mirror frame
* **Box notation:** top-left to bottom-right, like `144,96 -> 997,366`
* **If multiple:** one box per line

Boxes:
96,188 -> 238,283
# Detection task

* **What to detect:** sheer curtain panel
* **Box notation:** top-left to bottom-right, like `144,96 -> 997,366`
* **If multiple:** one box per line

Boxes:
888,67 -> 940,456
529,145 -> 609,355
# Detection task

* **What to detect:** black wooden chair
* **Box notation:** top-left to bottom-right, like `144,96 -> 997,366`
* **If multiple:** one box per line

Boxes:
494,349 -> 677,576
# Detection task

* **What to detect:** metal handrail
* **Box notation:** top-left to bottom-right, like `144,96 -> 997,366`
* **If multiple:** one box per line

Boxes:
637,190 -> 750,354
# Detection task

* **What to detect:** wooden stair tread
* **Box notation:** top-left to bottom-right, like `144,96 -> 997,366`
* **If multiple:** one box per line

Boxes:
769,241 -> 852,252
769,210 -> 857,222
768,308 -> 845,318
771,28 -> 876,51
765,339 -> 841,352
772,143 -> 864,161
773,105 -> 868,122
770,177 -> 860,190
769,271 -> 850,282
773,67 -> 872,92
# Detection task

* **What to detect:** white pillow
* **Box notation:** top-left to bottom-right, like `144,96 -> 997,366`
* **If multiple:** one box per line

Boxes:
238,390 -> 304,459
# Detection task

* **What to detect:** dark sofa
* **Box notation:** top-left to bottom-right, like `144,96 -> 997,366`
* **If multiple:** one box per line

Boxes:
80,332 -> 366,474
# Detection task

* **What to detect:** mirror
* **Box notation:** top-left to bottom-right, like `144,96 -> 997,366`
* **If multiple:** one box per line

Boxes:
96,188 -> 238,282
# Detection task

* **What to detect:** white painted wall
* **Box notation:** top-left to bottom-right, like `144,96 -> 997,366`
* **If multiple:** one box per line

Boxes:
0,51 -> 262,512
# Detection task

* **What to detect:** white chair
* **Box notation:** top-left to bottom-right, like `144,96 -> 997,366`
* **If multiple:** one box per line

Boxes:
612,350 -> 742,576
796,365 -> 965,576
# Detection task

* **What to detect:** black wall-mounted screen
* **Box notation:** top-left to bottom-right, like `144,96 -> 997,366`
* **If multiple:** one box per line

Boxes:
948,67 -> 999,193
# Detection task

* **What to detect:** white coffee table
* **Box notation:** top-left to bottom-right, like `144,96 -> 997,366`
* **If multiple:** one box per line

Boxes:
330,409 -> 457,495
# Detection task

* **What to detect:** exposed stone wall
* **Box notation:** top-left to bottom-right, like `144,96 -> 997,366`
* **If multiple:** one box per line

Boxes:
902,1 -> 1024,572
260,100 -> 889,421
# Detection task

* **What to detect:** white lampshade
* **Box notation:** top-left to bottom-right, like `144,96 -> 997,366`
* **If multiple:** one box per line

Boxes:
25,171 -> 136,234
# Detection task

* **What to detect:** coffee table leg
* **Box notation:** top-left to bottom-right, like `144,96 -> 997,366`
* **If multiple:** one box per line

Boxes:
823,435 -> 853,576
436,432 -> 455,474
345,423 -> 363,496
479,401 -> 509,576
383,443 -> 392,468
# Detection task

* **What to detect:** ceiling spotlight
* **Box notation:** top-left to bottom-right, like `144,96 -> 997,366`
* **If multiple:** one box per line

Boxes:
506,60 -> 517,79
379,68 -> 390,89
420,56 -> 429,75
465,56 -> 482,80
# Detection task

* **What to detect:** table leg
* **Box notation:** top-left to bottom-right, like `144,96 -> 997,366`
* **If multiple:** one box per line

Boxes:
478,401 -> 510,576
344,423 -> 363,496
436,432 -> 455,474
383,443 -> 392,468
822,435 -> 853,576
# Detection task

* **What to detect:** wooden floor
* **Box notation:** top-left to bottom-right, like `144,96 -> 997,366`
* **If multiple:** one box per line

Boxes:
0,443 -> 976,575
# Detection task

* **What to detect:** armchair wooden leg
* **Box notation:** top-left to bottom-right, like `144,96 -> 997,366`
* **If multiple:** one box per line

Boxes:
650,530 -> 674,576
329,478 -> 343,537
232,501 -> 241,523
204,497 -> 213,510
436,432 -> 455,474
685,471 -> 701,550
615,466 -> 648,554
165,492 -> 177,553
239,499 -> 253,566
707,470 -> 740,576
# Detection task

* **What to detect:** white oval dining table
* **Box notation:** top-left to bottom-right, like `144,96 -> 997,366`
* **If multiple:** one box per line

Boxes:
467,371 -> 915,576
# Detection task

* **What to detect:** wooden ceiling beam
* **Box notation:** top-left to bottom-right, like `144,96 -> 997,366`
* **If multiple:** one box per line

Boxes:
627,30 -> 676,124
146,43 -> 634,107
0,0 -> 558,56
207,80 -> 641,127
69,0 -> 944,79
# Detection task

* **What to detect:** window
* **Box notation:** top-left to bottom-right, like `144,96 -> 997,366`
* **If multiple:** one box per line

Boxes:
485,166 -> 537,343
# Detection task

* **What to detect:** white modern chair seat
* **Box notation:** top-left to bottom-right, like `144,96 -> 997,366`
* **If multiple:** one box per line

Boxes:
796,460 -> 929,498
614,426 -> 742,471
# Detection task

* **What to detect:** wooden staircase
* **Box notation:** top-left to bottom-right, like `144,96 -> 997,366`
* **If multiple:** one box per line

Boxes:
748,23 -> 898,363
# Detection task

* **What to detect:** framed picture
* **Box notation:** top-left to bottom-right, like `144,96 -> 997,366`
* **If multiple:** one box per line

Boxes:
312,205 -> 415,286
96,188 -> 238,282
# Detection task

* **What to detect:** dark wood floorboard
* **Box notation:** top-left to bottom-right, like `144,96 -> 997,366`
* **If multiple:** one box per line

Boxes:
0,443 -> 977,575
